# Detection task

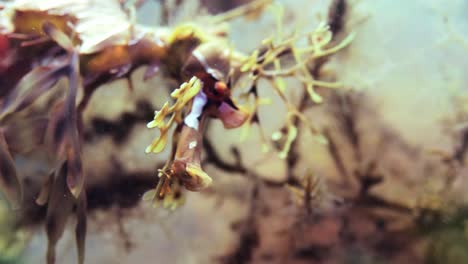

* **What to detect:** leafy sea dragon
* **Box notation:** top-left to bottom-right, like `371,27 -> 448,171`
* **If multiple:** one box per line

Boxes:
0,0 -> 353,263
0,1 -> 256,262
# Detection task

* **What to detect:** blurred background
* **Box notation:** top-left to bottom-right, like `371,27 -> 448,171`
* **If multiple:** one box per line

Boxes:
1,0 -> 468,263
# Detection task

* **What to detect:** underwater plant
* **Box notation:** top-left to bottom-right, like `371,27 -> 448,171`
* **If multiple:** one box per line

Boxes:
0,0 -> 355,263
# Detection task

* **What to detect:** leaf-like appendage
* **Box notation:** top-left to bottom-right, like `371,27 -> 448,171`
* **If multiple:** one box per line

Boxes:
66,146 -> 83,198
36,171 -> 54,206
44,98 -> 84,198
75,190 -> 87,264
64,52 -> 84,198
4,0 -> 132,54
42,21 -> 73,51
45,162 -> 74,264
0,65 -> 66,120
0,131 -> 22,209
44,100 -> 67,157
216,102 -> 249,129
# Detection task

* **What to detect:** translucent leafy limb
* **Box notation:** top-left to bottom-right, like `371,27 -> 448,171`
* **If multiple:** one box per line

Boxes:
238,16 -> 354,158
145,77 -> 202,154
239,92 -> 272,152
